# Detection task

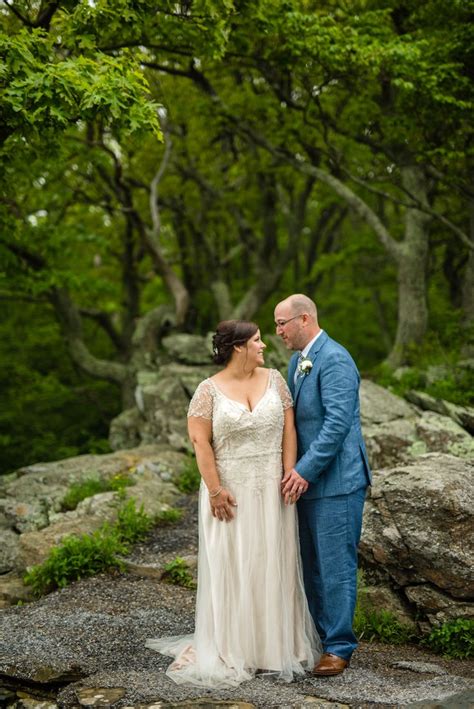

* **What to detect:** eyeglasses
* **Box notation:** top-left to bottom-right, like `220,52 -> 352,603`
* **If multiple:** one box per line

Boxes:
275,314 -> 302,328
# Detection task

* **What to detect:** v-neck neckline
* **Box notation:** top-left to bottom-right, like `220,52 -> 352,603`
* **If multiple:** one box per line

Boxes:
209,370 -> 272,413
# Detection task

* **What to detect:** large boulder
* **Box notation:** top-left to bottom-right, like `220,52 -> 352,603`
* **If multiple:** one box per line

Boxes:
360,453 -> 474,626
110,362 -> 217,452
360,381 -> 474,468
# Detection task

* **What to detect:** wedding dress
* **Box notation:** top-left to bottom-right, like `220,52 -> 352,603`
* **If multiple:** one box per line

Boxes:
146,368 -> 321,687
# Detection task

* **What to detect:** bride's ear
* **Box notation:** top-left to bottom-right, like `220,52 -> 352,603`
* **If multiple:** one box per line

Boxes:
234,345 -> 242,353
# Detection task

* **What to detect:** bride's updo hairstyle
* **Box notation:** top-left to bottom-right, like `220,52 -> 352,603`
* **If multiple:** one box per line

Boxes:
212,320 -> 258,366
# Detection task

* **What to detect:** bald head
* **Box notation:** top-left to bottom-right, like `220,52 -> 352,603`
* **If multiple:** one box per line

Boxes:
280,294 -> 318,323
274,293 -> 320,350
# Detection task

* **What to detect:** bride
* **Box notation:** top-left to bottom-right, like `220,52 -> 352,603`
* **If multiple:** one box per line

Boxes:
146,320 -> 321,687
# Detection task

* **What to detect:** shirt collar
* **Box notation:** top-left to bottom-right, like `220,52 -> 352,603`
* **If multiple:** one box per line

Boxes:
300,329 -> 324,359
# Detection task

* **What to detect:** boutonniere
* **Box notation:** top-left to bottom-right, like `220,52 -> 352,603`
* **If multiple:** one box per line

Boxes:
298,358 -> 313,375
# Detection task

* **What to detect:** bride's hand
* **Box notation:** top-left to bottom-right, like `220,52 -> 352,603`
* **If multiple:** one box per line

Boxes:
210,487 -> 237,522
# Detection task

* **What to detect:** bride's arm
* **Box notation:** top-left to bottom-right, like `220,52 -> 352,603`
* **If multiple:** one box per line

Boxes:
281,407 -> 308,504
188,416 -> 237,521
282,406 -> 297,474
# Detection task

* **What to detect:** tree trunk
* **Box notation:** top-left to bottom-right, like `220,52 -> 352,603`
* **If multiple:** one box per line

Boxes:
461,196 -> 474,355
385,167 -> 430,368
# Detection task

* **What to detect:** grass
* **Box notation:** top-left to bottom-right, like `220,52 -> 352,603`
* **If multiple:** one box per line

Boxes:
60,473 -> 135,511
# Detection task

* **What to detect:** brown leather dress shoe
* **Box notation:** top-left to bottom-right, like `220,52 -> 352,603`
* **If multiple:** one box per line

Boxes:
313,652 -> 349,676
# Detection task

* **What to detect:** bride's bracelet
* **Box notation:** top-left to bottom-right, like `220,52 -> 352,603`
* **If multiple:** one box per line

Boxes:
209,486 -> 223,498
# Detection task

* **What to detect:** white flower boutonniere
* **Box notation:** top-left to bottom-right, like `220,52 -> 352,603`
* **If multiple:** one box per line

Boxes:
298,358 -> 313,376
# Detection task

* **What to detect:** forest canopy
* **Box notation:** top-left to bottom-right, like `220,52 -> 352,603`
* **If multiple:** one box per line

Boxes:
1,0 -> 473,473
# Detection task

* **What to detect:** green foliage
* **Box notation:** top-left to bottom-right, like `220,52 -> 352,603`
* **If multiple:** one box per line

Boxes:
354,571 -> 417,645
175,457 -> 201,494
0,304 -> 119,476
61,473 -> 135,511
423,619 -> 474,659
162,557 -> 196,589
374,350 -> 474,407
115,498 -> 153,544
24,526 -> 127,597
154,508 -> 183,525
24,498 -> 152,596
354,606 -> 417,645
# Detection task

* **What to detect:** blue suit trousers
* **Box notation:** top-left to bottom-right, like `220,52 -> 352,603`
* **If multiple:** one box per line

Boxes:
297,487 -> 367,660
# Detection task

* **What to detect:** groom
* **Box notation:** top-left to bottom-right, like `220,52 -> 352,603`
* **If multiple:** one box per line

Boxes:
275,294 -> 371,676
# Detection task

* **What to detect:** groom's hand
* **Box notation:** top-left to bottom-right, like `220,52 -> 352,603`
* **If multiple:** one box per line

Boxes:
281,468 -> 309,504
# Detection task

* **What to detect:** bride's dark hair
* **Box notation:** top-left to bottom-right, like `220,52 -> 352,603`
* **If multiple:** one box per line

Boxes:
212,320 -> 259,366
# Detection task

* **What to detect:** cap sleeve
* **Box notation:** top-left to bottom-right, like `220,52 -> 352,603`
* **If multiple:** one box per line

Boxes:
187,379 -> 214,420
272,369 -> 293,410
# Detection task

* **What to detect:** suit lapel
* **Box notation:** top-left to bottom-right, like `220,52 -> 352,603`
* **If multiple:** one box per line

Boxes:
288,353 -> 298,396
293,331 -> 328,407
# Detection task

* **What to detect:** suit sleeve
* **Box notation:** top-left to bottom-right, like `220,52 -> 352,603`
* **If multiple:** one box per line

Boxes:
295,351 -> 359,483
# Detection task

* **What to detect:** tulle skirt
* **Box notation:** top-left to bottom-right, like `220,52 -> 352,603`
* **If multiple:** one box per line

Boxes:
146,479 -> 321,687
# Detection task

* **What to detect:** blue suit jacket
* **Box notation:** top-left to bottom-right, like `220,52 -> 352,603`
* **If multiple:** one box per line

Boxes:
289,331 -> 371,499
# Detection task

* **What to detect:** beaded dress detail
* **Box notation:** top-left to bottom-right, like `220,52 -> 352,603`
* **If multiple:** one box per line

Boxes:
146,368 -> 320,687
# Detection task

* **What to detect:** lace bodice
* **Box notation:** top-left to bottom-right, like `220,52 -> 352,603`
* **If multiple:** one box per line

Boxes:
188,369 -> 293,491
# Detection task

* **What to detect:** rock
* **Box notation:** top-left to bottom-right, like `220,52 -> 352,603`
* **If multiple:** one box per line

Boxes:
0,445 -> 187,593
13,695 -> 58,709
415,411 -> 474,459
359,382 -> 474,469
111,361 -> 217,452
0,572 -> 32,607
360,453 -> 474,625
361,584 -> 415,626
0,528 -> 21,572
363,418 -> 419,469
406,390 -> 474,435
360,380 -> 416,425
18,510 -> 113,569
391,661 -> 448,675
109,408 -> 143,451
405,585 -> 474,626
162,333 -> 213,365
77,687 -> 125,706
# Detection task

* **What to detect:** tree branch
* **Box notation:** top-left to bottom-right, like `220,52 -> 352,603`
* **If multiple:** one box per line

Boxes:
50,288 -> 129,384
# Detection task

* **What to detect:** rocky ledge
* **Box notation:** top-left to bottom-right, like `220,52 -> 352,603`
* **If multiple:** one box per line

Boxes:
1,495 -> 473,709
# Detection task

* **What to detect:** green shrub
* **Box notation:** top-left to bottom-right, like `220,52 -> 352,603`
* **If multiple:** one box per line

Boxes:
354,571 -> 417,645
423,618 -> 474,659
61,473 -> 135,511
155,508 -> 183,525
175,456 -> 201,494
24,498 -> 151,597
116,498 -> 153,544
24,527 -> 127,596
162,557 -> 196,589
354,606 -> 417,645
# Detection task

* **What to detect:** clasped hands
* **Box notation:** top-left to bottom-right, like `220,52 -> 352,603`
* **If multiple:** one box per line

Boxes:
281,468 -> 308,504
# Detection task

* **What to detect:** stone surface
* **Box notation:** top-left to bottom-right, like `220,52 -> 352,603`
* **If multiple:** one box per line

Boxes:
110,361 -> 217,452
360,453 -> 474,623
360,584 -> 415,627
162,333 -> 213,365
0,572 -> 32,607
1,496 -> 473,707
405,585 -> 474,626
360,379 -> 416,425
392,661 -> 448,675
0,445 -> 186,602
77,687 -> 125,706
